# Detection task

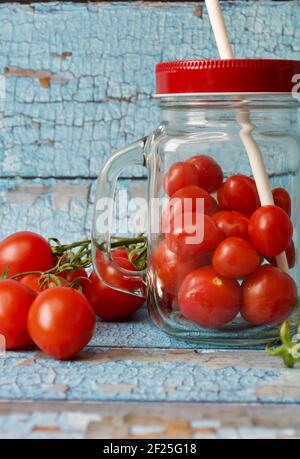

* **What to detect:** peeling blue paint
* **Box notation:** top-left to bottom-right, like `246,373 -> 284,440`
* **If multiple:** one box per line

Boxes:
0,348 -> 281,403
0,2 -> 299,412
0,2 -> 299,177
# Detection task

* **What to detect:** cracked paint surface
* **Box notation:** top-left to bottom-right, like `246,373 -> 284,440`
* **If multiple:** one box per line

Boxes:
0,177 -> 94,240
0,177 -> 148,240
0,2 -> 299,177
1,405 -> 299,438
0,2 -> 299,420
0,411 -> 101,439
0,348 -> 284,403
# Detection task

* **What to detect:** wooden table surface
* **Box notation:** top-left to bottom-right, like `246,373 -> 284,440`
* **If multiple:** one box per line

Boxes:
1,308 -> 300,439
0,1 -> 300,439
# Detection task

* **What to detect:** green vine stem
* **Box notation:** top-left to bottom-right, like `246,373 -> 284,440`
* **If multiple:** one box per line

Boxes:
266,321 -> 300,368
9,234 -> 148,283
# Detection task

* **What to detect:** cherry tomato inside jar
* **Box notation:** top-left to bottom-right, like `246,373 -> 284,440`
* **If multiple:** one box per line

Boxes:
163,162 -> 200,197
222,175 -> 260,215
165,212 -> 224,257
213,237 -> 261,279
170,185 -> 218,216
272,187 -> 292,217
217,183 -> 231,211
266,240 -> 296,270
241,265 -> 297,326
186,155 -> 224,193
152,239 -> 211,296
178,266 -> 242,329
212,211 -> 249,240
162,185 -> 218,233
249,205 -> 293,257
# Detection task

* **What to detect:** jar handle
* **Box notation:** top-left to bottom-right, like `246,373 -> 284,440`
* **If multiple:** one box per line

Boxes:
92,137 -> 148,298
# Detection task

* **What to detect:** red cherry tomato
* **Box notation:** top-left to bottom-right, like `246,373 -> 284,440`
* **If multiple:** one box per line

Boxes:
152,239 -> 211,296
223,175 -> 260,215
186,155 -> 224,193
21,274 -> 69,293
212,211 -> 249,240
165,212 -> 224,257
0,280 -> 37,350
249,205 -> 293,257
213,237 -> 261,279
266,241 -> 296,270
61,268 -> 88,289
273,188 -> 292,217
210,198 -> 220,215
84,252 -> 144,321
217,183 -> 231,210
28,287 -> 96,360
170,186 -> 217,216
162,186 -> 218,233
0,231 -> 55,277
110,248 -> 128,259
241,265 -> 297,325
178,266 -> 242,329
163,162 -> 200,197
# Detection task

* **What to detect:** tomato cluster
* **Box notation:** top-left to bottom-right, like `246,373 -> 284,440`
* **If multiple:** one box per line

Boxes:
0,231 -> 144,360
155,156 -> 298,329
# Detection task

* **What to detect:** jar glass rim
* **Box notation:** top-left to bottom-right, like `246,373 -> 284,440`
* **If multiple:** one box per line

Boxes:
154,93 -> 300,108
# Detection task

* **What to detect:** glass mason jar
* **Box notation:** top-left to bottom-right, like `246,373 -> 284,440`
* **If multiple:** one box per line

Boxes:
92,59 -> 300,347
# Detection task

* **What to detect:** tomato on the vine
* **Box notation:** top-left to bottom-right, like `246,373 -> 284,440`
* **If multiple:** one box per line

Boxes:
0,231 -> 55,277
0,280 -> 37,350
273,188 -> 292,217
21,274 -> 69,293
84,251 -> 145,321
60,268 -> 88,289
28,287 -> 96,360
165,212 -> 224,257
213,237 -> 261,279
222,175 -> 260,215
186,155 -> 223,193
241,265 -> 297,325
178,266 -> 242,329
212,211 -> 249,240
163,162 -> 200,197
249,205 -> 293,257
152,239 -> 211,296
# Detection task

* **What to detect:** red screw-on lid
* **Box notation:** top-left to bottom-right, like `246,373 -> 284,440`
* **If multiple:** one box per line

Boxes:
156,59 -> 300,95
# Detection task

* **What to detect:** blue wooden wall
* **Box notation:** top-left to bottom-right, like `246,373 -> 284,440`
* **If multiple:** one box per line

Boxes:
0,1 -> 299,241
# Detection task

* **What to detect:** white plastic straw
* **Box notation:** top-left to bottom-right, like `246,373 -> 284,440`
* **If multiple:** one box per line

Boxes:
205,0 -> 289,272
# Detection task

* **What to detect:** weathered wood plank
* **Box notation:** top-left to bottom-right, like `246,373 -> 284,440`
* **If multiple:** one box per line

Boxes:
0,401 -> 300,439
0,173 -> 295,242
0,2 -> 299,177
0,177 -> 148,241
0,177 -> 93,241
0,347 -> 299,404
91,308 -> 205,350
